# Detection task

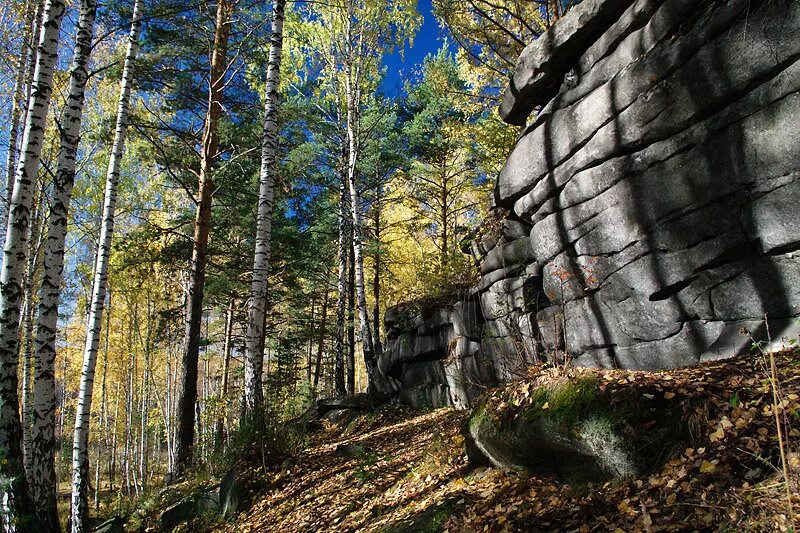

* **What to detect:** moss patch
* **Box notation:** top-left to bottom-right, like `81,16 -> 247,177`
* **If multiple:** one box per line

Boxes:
465,371 -> 694,480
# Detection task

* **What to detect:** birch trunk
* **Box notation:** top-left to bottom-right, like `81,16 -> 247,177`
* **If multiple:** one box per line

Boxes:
244,0 -> 286,413
1,0 -> 41,249
344,78 -> 377,390
70,0 -> 143,529
334,179 -> 348,396
176,0 -> 233,474
28,0 -> 98,526
20,188 -> 43,477
347,241 -> 356,394
0,0 -> 66,527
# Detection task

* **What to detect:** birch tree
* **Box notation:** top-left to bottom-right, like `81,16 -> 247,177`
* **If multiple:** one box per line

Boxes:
334,182 -> 348,396
294,0 -> 419,393
71,0 -> 144,529
243,0 -> 286,413
1,0 -> 43,252
27,0 -> 98,527
0,0 -> 66,528
176,0 -> 234,474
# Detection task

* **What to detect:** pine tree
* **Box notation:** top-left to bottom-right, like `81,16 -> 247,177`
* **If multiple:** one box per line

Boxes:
176,0 -> 234,474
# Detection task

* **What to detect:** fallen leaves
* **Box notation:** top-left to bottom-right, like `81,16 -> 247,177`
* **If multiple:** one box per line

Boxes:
211,349 -> 800,533
699,460 -> 716,473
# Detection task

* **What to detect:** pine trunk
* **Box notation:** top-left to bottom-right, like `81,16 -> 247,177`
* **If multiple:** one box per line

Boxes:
176,0 -> 233,474
70,0 -> 142,529
0,0 -> 66,527
244,0 -> 285,413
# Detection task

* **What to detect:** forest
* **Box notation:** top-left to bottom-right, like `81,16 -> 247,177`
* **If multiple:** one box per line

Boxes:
1,0 -> 799,530
0,0 -> 552,529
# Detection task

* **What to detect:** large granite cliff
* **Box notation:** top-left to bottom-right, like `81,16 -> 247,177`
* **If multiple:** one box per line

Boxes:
377,0 -> 800,408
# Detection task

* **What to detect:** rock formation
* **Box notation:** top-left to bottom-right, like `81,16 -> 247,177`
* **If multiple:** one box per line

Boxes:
377,0 -> 800,407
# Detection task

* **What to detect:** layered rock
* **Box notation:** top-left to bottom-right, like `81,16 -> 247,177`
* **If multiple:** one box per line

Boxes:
377,0 -> 800,407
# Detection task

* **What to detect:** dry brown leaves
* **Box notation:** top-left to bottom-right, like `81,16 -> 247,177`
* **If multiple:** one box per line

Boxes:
216,349 -> 800,532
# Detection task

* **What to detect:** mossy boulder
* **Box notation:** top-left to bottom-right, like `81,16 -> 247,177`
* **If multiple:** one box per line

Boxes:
464,376 -> 690,482
93,516 -> 125,533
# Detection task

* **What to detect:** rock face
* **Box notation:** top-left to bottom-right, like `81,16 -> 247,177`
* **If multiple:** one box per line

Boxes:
377,0 -> 800,408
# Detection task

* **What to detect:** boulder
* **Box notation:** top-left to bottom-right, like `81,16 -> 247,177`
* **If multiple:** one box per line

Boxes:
464,378 -> 690,481
219,467 -> 247,519
334,443 -> 371,458
93,516 -> 125,533
158,500 -> 198,531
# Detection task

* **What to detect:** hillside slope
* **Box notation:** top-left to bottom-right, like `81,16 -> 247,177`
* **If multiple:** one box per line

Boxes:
205,350 -> 800,532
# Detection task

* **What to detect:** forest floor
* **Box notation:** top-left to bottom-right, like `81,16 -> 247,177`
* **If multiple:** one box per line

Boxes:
176,350 -> 800,532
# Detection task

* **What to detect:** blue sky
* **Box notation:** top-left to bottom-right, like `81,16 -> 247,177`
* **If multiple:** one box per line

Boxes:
381,0 -> 445,95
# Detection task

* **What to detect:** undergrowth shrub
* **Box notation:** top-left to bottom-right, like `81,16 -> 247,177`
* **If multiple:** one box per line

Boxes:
215,406 -> 307,474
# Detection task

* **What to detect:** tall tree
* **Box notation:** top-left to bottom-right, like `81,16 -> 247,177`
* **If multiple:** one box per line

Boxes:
176,0 -> 234,474
0,0 -> 66,527
293,0 -> 419,393
334,182 -> 348,396
29,0 -> 99,527
243,0 -> 286,414
71,0 -> 144,529
1,0 -> 42,251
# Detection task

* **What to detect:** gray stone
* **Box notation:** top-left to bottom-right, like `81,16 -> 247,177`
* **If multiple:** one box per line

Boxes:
219,468 -> 246,518
480,237 -> 535,275
93,516 -> 124,533
465,383 -> 689,480
400,361 -> 446,388
322,408 -> 360,426
159,499 -> 200,531
451,298 -> 484,340
398,383 -> 451,408
334,443 -> 371,458
374,0 -> 800,409
499,0 -> 636,125
499,0 -> 799,205
501,219 -> 531,240
700,318 -> 800,362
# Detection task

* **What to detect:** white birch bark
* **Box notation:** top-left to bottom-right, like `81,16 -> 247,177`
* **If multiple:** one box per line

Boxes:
70,1 -> 143,529
28,0 -> 98,527
1,0 -> 41,253
244,0 -> 286,413
0,0 -> 66,528
343,74 -> 378,388
334,179 -> 348,396
20,189 -> 44,482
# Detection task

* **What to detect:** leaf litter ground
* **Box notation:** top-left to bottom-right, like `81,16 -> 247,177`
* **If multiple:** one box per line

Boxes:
217,349 -> 800,532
